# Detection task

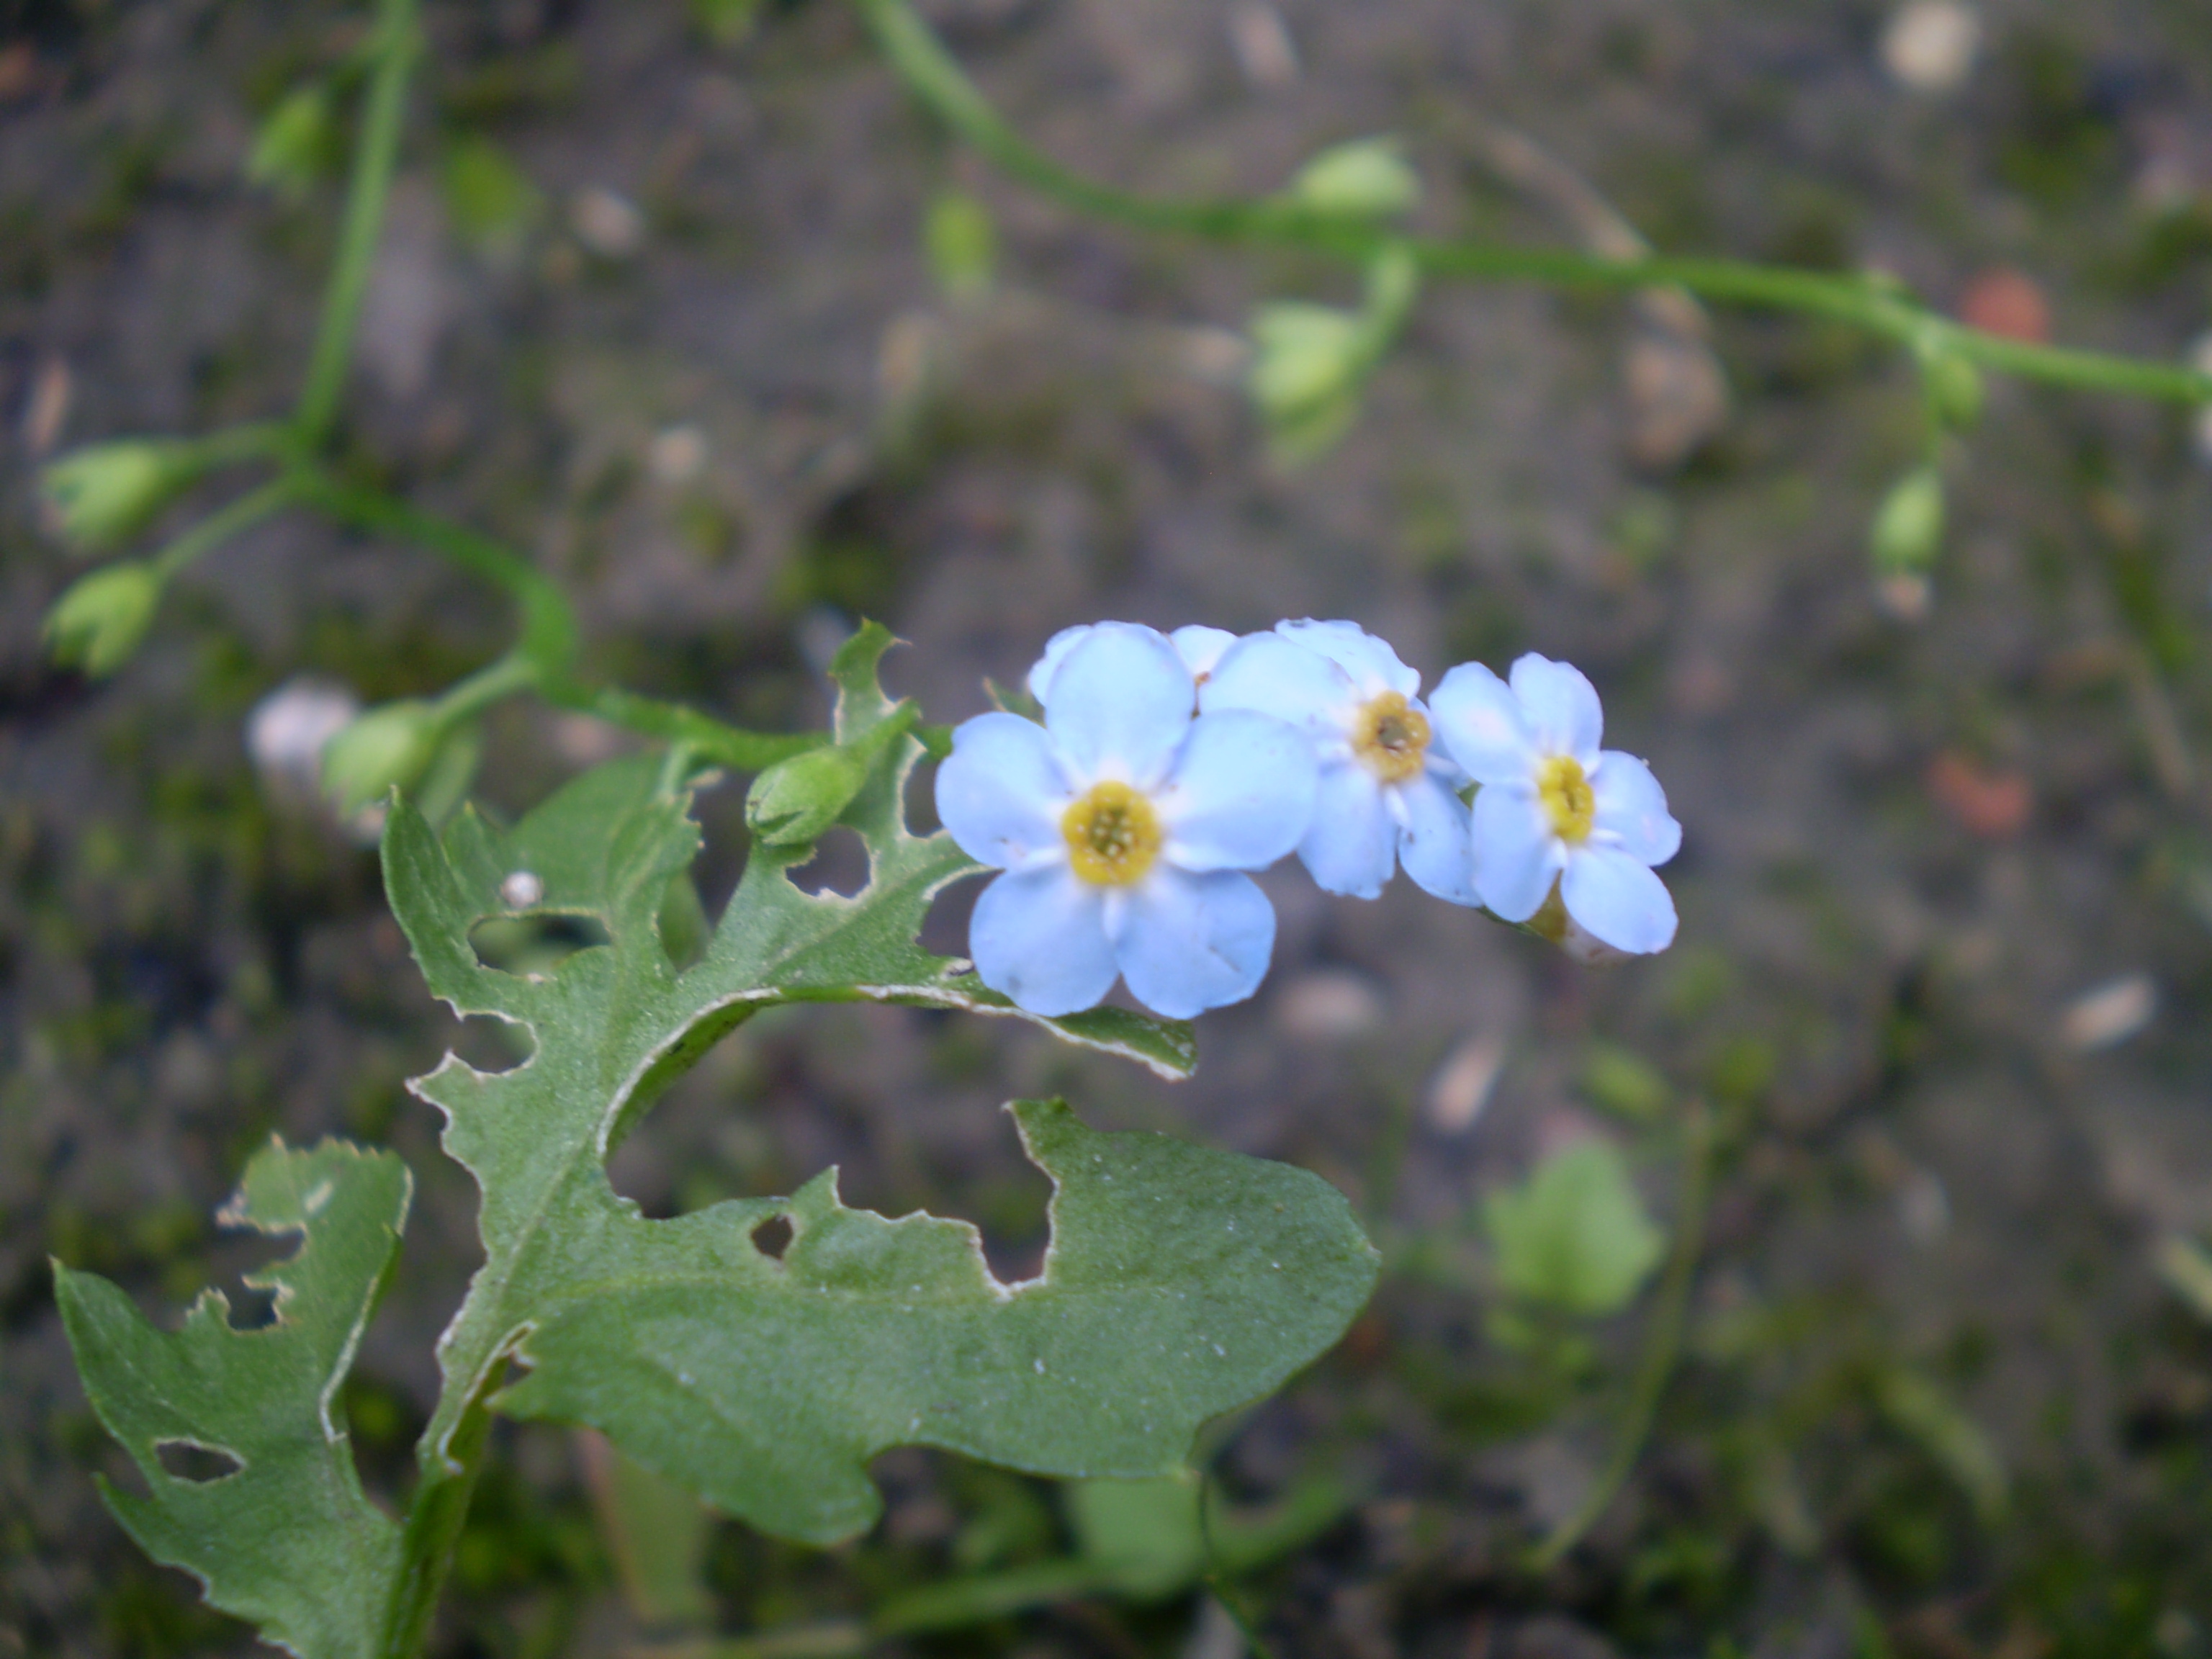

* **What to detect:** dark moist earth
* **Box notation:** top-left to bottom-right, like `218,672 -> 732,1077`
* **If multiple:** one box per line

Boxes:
9,1 -> 2212,1654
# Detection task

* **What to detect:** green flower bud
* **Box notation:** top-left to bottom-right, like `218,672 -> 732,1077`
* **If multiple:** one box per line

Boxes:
1249,302 -> 1367,461
1925,353 -> 1984,431
1288,136 -> 1420,219
42,562 -> 162,678
746,745 -> 870,848
1870,466 -> 1946,575
246,83 -> 333,198
925,190 -> 996,302
320,701 -> 441,815
40,440 -> 192,552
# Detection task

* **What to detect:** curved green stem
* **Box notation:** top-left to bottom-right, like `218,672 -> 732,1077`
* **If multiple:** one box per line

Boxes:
1527,1101 -> 1714,1572
294,468 -> 820,771
854,0 -> 2212,406
297,0 -> 422,444
149,475 -> 300,580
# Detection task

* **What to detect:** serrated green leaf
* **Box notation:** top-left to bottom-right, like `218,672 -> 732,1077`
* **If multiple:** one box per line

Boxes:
386,624 -> 1372,1542
1483,1140 -> 1663,1318
55,1139 -> 410,1659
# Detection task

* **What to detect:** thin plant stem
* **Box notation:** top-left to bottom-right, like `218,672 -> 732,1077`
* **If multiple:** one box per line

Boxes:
297,0 -> 422,444
295,467 -> 821,770
1527,1100 -> 1714,1571
291,467 -> 578,671
1199,1467 -> 1279,1659
377,1380 -> 497,1659
149,476 -> 300,580
853,0 -> 2212,406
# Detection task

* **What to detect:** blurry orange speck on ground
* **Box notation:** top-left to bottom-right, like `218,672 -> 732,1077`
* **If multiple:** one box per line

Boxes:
1928,750 -> 2032,837
1959,267 -> 2051,343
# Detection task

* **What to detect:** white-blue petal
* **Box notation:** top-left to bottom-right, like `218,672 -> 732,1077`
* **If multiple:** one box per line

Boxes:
1590,750 -> 1681,866
1114,866 -> 1276,1017
1043,623 -> 1196,788
1276,619 -> 1421,698
1508,654 -> 1603,763
969,866 -> 1120,1015
935,712 -> 1075,871
1297,761 -> 1395,898
1170,624 -> 1239,683
1393,770 -> 1478,905
1025,623 -> 1096,704
1156,710 -> 1318,872
1561,845 -> 1678,954
1471,779 -> 1564,922
1429,662 -> 1537,785
1200,631 -> 1354,737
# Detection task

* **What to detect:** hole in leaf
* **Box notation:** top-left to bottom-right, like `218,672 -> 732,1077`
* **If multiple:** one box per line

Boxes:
469,912 -> 611,976
156,1439 -> 242,1483
224,1282 -> 279,1330
750,1214 -> 793,1259
453,1012 -> 534,1074
786,826 -> 869,898
918,868 -> 984,961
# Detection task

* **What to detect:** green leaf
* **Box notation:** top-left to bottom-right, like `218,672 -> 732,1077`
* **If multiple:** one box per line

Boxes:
1483,1140 -> 1664,1318
55,1139 -> 411,1659
386,623 -> 1373,1542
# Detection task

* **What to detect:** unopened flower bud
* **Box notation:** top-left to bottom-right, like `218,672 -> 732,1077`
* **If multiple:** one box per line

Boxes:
1924,353 -> 1984,431
747,745 -> 869,848
1288,136 -> 1420,220
320,701 -> 441,814
40,440 -> 191,552
43,562 -> 162,677
246,83 -> 333,197
1248,302 -> 1365,460
1870,466 -> 1945,575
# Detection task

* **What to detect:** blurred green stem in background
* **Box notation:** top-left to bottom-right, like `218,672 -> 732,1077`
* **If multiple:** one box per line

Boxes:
297,0 -> 422,444
853,0 -> 2212,408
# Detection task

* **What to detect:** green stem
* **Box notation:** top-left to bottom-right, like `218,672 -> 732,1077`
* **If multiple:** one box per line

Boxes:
297,0 -> 421,444
150,476 -> 300,580
377,1381 -> 497,1659
855,0 -> 2212,406
292,467 -> 579,673
1527,1101 -> 1714,1571
294,469 -> 821,771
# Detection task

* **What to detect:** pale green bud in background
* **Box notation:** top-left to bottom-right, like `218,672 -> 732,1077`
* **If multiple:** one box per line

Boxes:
246,82 -> 334,198
40,439 -> 191,552
1924,352 -> 1984,431
42,562 -> 162,677
320,701 -> 442,815
925,190 -> 997,303
747,744 -> 869,848
1288,135 -> 1420,220
1870,465 -> 1946,575
1247,302 -> 1366,462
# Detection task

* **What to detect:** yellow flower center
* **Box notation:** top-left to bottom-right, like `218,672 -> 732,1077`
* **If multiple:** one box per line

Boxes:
1351,691 -> 1431,785
1061,780 -> 1162,886
1537,754 -> 1596,843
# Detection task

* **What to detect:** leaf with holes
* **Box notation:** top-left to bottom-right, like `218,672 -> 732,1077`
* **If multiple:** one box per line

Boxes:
389,624 -> 1375,1540
55,1138 -> 410,1659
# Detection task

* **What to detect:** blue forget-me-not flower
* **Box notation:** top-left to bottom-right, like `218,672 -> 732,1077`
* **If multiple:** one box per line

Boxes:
937,623 -> 1318,1018
1200,619 -> 1475,904
1428,652 -> 1681,954
1203,624 -> 1478,911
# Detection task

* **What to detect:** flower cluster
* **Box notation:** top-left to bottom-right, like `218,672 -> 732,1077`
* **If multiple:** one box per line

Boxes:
937,620 -> 1681,1019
